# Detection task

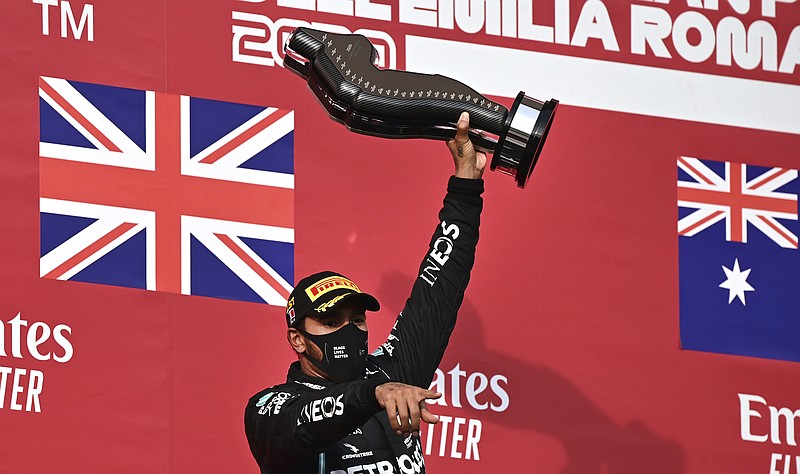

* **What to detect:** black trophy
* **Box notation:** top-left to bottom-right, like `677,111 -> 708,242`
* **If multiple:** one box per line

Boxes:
283,27 -> 558,188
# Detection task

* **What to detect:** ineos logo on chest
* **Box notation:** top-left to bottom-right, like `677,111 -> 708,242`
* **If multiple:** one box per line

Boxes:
297,394 -> 345,425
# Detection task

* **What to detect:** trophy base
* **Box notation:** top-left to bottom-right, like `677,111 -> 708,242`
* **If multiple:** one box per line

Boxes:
492,93 -> 558,188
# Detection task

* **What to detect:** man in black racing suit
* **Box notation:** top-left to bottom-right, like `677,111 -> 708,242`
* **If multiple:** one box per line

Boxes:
245,112 -> 486,474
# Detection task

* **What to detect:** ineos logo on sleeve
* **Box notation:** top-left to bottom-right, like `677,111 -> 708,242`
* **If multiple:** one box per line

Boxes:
420,221 -> 461,287
297,394 -> 345,425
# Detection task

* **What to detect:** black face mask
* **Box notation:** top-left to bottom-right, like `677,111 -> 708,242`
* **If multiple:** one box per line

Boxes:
301,323 -> 368,382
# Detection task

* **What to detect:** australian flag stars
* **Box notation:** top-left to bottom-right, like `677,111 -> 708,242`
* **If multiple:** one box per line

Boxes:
677,157 -> 800,363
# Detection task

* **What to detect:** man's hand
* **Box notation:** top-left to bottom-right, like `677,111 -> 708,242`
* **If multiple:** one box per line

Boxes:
375,382 -> 441,437
447,112 -> 487,180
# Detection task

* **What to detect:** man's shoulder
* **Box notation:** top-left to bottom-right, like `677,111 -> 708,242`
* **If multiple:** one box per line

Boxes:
247,372 -> 334,411
247,382 -> 301,417
248,381 -> 296,400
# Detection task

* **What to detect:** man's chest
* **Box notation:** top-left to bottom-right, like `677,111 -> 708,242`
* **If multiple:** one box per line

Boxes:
323,415 -> 426,474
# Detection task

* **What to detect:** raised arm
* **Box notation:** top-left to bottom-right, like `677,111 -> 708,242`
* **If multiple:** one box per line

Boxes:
372,112 -> 486,388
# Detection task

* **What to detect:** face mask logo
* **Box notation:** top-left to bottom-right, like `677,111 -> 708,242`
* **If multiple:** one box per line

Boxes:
301,323 -> 368,382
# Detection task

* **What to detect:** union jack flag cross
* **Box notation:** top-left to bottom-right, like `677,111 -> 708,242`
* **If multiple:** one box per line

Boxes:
677,156 -> 798,249
39,76 -> 294,306
677,156 -> 800,362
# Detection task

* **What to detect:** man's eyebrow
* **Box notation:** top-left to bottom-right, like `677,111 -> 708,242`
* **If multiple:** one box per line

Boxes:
321,312 -> 345,320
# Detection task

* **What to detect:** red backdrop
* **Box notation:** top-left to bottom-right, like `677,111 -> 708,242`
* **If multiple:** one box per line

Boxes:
1,1 -> 799,473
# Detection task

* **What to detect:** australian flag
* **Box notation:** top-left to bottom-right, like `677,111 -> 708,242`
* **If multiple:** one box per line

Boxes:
39,76 -> 294,306
678,156 -> 800,362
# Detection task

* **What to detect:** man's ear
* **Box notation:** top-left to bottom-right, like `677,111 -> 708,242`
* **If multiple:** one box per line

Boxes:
287,328 -> 306,354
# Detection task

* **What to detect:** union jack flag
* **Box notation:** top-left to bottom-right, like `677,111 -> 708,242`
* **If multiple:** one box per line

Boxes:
678,156 -> 800,363
38,76 -> 294,306
677,156 -> 798,248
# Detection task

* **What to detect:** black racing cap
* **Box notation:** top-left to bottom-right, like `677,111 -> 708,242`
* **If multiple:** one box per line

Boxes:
285,271 -> 380,328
